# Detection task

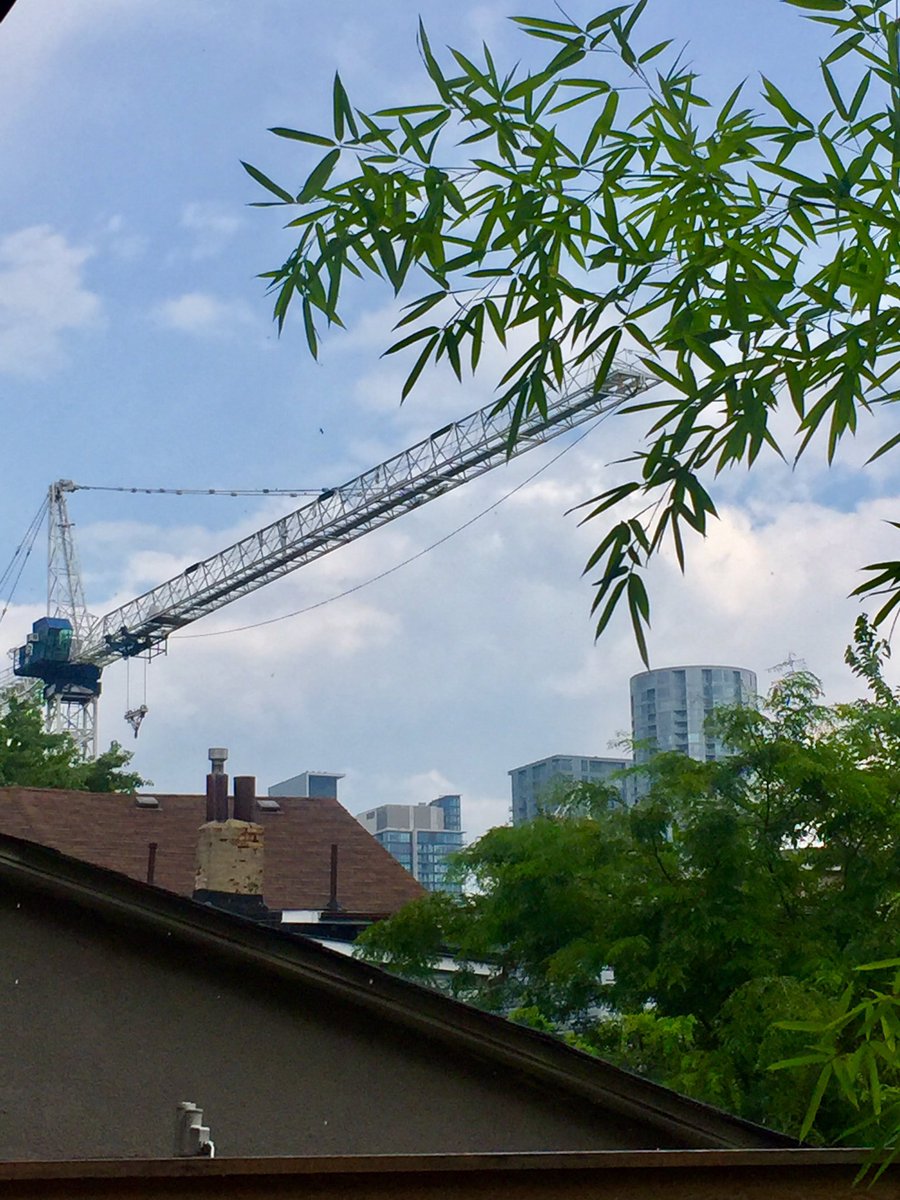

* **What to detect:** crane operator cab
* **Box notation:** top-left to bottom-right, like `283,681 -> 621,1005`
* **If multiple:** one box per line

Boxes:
14,617 -> 102,700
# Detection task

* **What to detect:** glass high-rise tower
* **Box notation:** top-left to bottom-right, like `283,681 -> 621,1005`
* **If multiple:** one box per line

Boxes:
509,755 -> 630,825
356,795 -> 464,894
630,665 -> 757,765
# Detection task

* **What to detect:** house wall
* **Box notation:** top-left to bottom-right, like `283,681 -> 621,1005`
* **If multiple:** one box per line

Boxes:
0,889 -> 666,1161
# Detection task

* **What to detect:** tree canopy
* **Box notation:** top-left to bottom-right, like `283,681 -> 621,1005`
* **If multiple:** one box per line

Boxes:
356,619 -> 900,1140
0,692 -> 146,792
245,0 -> 900,661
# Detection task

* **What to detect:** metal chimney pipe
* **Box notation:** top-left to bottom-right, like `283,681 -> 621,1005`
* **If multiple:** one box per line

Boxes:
208,748 -> 229,819
146,841 -> 158,885
323,842 -> 343,913
208,747 -> 228,774
233,776 -> 256,822
212,772 -> 229,822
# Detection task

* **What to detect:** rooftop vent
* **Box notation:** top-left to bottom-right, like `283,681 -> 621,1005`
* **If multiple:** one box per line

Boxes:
135,795 -> 160,809
256,798 -> 281,813
208,747 -> 228,775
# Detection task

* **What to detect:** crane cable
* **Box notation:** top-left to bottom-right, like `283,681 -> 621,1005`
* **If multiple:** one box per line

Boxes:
0,496 -> 49,631
71,484 -> 323,498
174,410 -> 610,641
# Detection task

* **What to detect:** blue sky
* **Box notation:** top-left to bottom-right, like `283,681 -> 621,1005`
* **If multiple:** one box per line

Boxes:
0,0 -> 894,837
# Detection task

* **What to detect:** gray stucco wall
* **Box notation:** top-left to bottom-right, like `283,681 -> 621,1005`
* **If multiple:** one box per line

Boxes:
0,889 -> 666,1161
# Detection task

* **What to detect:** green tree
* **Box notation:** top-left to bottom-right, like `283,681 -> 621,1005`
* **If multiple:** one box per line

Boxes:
245,0 -> 900,660
0,692 -> 147,792
772,959 -> 900,1176
357,620 -> 900,1139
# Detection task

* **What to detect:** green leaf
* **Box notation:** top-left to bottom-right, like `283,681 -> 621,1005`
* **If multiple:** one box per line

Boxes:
866,431 -> 900,465
582,92 -> 619,161
375,104 -> 448,117
784,0 -> 845,9
383,325 -> 441,356
298,148 -> 342,203
241,161 -> 294,203
585,8 -> 629,32
509,16 -> 582,34
417,20 -> 453,104
269,127 -> 336,147
761,76 -> 813,128
333,72 -> 347,141
800,1063 -> 833,1141
627,572 -> 650,666
820,62 -> 849,119
638,40 -> 672,64
401,332 -> 440,399
769,1053 -> 830,1070
302,297 -> 318,359
823,33 -> 864,65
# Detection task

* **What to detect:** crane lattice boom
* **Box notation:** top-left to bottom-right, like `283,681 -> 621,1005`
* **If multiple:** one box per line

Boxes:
7,363 -> 653,755
81,367 -> 649,665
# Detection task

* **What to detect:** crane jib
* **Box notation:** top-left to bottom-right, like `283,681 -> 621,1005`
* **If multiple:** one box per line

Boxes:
12,366 -> 653,718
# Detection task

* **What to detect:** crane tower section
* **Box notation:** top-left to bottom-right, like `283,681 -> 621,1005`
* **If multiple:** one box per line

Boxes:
11,364 -> 651,755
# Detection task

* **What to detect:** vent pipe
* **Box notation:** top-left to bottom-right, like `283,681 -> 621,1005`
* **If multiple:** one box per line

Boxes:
205,749 -> 229,822
195,754 -> 267,920
233,775 -> 256,822
323,842 -> 344,913
174,1102 -> 214,1157
146,841 -> 158,885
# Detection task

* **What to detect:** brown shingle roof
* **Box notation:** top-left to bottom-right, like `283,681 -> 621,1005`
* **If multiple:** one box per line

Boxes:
0,787 -> 425,914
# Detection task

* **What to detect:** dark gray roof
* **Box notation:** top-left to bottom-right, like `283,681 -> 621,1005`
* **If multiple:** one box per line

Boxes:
0,830 -> 797,1152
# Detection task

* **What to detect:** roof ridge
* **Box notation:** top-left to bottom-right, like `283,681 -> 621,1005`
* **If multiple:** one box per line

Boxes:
0,830 -> 796,1153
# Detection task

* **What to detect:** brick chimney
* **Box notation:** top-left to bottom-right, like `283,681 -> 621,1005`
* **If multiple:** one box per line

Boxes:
193,750 -> 268,920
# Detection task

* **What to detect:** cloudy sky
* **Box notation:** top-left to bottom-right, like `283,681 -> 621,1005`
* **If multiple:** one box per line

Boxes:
0,0 -> 893,839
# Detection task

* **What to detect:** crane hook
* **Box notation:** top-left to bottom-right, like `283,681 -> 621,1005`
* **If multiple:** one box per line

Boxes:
124,704 -> 149,738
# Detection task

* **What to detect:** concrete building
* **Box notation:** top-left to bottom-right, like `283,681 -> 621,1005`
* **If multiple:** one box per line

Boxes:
357,796 -> 464,894
269,770 -> 345,800
630,665 -> 757,765
509,664 -> 757,823
509,756 -> 630,825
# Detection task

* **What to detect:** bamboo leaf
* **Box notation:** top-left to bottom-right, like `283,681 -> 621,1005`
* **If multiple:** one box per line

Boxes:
800,1064 -> 833,1141
785,0 -> 844,9
401,332 -> 440,400
241,161 -> 294,203
269,127 -> 336,147
298,149 -> 342,202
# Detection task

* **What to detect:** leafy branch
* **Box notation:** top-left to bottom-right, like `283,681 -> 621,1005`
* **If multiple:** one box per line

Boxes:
246,0 -> 900,662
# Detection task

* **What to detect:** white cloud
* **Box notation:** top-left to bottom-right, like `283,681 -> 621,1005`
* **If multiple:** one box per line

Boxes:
179,202 -> 242,259
466,5 -> 508,45
0,225 -> 102,376
151,291 -> 255,337
101,215 -> 147,263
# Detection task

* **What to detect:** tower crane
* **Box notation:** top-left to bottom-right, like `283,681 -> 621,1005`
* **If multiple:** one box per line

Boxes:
5,364 -> 651,757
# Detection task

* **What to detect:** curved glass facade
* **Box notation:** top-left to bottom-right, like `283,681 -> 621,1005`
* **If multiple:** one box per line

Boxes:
630,665 -> 757,765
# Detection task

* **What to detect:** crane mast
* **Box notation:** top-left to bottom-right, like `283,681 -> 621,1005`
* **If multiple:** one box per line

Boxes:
44,480 -> 98,755
47,481 -> 92,645
10,364 -> 651,756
